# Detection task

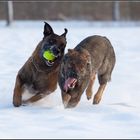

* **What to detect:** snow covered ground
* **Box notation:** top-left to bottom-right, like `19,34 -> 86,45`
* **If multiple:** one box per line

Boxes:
0,21 -> 140,138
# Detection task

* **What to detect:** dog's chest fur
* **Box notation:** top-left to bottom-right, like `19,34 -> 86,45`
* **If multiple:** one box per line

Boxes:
33,71 -> 57,92
19,59 -> 58,95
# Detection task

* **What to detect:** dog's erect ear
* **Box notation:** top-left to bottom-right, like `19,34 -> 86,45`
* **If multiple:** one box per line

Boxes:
81,49 -> 91,64
43,22 -> 54,37
81,49 -> 92,74
61,28 -> 68,38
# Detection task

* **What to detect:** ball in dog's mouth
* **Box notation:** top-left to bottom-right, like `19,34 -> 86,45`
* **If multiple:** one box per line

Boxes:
64,77 -> 77,92
43,50 -> 58,66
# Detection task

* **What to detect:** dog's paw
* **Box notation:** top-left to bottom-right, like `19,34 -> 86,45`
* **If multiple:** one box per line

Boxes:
63,94 -> 71,108
13,99 -> 22,107
87,95 -> 92,100
93,94 -> 101,104
86,91 -> 92,100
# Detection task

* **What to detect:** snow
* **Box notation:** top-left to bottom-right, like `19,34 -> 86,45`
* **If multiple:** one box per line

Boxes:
0,20 -> 140,138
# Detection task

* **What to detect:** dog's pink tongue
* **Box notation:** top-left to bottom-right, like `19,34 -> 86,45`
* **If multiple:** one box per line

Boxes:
64,78 -> 77,92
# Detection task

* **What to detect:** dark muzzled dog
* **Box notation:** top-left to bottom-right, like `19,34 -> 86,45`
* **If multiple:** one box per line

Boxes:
58,35 -> 116,108
13,22 -> 68,107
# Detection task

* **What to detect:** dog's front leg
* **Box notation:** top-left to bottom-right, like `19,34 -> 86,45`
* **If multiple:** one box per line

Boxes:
62,92 -> 71,108
93,83 -> 107,104
13,75 -> 23,107
22,93 -> 47,105
86,73 -> 96,100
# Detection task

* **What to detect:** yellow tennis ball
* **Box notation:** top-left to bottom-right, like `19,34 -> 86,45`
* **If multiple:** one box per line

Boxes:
43,50 -> 55,61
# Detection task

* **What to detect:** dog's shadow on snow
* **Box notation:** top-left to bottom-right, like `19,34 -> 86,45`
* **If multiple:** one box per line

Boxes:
0,103 -> 61,113
108,102 -> 136,108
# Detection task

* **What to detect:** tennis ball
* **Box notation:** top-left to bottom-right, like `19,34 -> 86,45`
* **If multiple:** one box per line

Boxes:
43,50 -> 55,61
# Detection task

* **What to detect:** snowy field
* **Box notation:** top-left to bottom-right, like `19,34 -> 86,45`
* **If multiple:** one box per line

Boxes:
0,21 -> 140,138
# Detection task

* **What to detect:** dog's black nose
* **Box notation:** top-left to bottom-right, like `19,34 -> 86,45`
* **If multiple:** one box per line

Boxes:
68,71 -> 77,78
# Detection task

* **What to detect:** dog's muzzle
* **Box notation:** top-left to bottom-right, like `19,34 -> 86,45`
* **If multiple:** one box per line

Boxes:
42,45 -> 61,67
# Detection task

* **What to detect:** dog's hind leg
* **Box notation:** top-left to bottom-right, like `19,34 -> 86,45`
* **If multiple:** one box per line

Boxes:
86,73 -> 96,100
13,75 -> 24,107
93,83 -> 107,104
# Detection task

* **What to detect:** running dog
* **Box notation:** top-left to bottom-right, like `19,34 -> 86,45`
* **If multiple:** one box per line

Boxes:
58,35 -> 116,108
13,22 -> 68,107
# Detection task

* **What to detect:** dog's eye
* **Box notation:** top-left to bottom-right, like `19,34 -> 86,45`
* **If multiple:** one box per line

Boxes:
49,40 -> 53,44
87,62 -> 90,67
80,68 -> 85,72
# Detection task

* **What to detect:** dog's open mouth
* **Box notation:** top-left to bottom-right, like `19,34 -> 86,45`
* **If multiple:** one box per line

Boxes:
45,59 -> 55,67
44,53 -> 59,67
64,78 -> 77,92
43,49 -> 59,67
43,47 -> 61,67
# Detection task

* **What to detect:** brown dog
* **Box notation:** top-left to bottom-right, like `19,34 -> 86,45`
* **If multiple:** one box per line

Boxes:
13,22 -> 68,107
58,35 -> 116,108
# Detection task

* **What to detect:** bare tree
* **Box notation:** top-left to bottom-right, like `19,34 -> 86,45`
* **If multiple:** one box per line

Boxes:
113,1 -> 120,21
6,1 -> 14,26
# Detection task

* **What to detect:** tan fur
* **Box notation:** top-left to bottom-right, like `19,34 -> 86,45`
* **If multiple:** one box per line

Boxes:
86,73 -> 96,100
58,35 -> 115,108
93,84 -> 106,104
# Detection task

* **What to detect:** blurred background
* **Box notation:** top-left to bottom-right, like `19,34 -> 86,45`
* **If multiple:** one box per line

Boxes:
1,2 -> 140,138
1,1 -> 140,25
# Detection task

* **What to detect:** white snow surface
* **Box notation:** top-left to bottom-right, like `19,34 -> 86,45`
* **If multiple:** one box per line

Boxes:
0,21 -> 140,138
